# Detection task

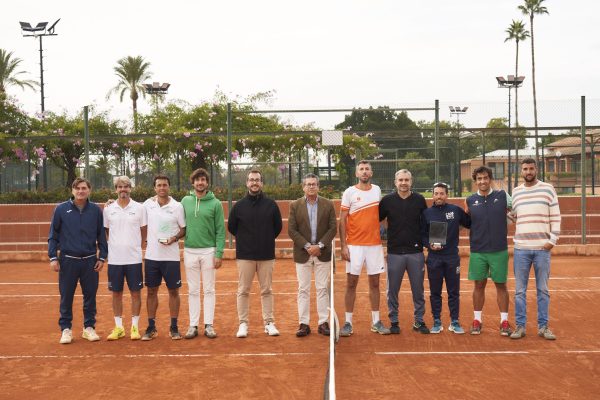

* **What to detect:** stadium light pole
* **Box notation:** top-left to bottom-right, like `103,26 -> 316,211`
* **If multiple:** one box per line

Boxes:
496,75 -> 524,194
143,82 -> 170,112
19,18 -> 60,191
449,106 -> 468,197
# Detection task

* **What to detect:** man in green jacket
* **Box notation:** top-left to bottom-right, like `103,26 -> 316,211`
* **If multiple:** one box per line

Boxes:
181,168 -> 226,339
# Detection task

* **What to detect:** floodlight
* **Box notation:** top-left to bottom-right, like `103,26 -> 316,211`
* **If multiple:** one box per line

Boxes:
47,18 -> 60,34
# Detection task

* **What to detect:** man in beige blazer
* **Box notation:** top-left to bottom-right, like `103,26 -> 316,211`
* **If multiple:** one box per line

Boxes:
288,173 -> 337,337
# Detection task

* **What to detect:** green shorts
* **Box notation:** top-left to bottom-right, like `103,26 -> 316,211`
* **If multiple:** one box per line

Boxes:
468,250 -> 509,283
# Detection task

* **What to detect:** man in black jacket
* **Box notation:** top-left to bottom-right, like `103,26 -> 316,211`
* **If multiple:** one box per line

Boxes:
228,169 -> 282,338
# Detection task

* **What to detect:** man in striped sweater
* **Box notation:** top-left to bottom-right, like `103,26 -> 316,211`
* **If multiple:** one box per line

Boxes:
510,158 -> 561,340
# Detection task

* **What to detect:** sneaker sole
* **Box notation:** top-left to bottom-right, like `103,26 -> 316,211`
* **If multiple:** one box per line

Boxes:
82,334 -> 100,342
470,330 -> 481,335
169,334 -> 182,340
236,333 -> 247,338
204,332 -> 217,339
130,335 -> 141,340
430,327 -> 443,334
264,330 -> 280,336
371,328 -> 391,335
448,327 -> 465,334
59,338 -> 72,344
340,331 -> 353,337
107,333 -> 125,341
141,332 -> 158,341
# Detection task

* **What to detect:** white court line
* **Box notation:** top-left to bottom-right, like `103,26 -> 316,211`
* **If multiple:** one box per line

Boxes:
2,277 -> 600,285
375,349 -> 600,356
0,352 -> 319,360
2,349 -> 599,360
2,288 -> 600,298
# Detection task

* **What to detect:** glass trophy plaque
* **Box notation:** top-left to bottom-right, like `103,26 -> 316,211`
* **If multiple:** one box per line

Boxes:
429,221 -> 448,246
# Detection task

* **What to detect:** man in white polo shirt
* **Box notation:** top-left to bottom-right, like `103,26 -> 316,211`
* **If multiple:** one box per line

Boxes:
103,176 -> 147,340
141,175 -> 186,341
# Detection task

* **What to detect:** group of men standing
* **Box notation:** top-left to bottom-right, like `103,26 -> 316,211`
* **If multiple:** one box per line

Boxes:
48,157 -> 560,344
337,159 -> 560,340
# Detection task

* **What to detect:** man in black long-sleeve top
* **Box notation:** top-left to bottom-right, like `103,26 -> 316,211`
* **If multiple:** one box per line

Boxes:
228,169 -> 282,338
48,177 -> 108,344
379,169 -> 429,334
422,182 -> 470,334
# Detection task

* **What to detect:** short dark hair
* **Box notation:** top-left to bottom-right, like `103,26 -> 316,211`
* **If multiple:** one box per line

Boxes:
247,169 -> 262,181
433,182 -> 448,194
153,174 -> 170,187
357,160 -> 371,167
189,168 -> 210,184
472,165 -> 493,181
521,158 -> 537,166
71,177 -> 91,189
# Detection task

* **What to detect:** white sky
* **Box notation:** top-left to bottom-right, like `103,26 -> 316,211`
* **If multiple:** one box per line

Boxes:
3,0 -> 600,130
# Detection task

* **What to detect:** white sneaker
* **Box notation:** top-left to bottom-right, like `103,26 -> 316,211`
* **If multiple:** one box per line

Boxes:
236,322 -> 248,338
264,322 -> 280,336
82,327 -> 100,342
59,328 -> 72,344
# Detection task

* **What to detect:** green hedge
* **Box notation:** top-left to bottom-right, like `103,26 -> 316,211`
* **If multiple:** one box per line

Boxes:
0,184 -> 340,204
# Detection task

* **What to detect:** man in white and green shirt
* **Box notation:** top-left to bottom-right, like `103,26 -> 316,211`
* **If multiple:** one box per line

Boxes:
181,168 -> 226,339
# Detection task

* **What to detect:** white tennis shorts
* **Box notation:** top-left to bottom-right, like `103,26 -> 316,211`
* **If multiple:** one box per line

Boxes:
346,244 -> 385,276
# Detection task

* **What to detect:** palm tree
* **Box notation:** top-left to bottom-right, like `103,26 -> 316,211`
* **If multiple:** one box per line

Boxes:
505,20 -> 529,127
106,56 -> 152,133
0,49 -> 37,102
519,0 -> 549,162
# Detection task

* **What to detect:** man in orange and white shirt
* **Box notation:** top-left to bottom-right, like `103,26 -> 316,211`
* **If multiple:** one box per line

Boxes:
339,160 -> 390,336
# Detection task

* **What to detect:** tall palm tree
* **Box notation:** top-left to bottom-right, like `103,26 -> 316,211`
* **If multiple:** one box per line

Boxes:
519,0 -> 549,162
0,49 -> 37,101
106,56 -> 152,133
505,20 -> 529,128
505,20 -> 529,188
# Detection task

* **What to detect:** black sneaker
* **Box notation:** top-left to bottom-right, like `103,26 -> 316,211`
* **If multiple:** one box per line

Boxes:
412,321 -> 430,334
141,326 -> 158,341
169,326 -> 182,340
390,322 -> 400,334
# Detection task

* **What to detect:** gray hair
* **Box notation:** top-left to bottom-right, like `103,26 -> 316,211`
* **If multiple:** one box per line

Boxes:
302,173 -> 319,186
394,169 -> 412,180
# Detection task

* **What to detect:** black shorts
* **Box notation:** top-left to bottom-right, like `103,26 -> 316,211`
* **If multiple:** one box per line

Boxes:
107,263 -> 143,292
144,259 -> 182,289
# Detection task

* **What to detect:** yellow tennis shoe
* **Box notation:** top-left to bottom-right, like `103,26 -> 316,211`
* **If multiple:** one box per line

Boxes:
130,325 -> 141,340
107,326 -> 125,341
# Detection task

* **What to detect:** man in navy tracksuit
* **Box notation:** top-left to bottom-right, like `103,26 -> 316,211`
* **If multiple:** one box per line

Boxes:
422,183 -> 470,334
48,177 -> 108,344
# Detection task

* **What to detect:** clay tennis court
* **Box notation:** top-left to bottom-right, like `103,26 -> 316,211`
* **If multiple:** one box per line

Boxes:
0,256 -> 598,399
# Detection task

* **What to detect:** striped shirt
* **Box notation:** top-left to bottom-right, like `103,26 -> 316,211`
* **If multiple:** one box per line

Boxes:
512,180 -> 561,249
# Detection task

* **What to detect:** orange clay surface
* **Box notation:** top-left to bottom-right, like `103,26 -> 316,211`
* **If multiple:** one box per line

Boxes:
0,256 -> 599,399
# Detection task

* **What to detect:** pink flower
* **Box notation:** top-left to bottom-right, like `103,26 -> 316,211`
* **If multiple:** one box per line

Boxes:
195,144 -> 202,151
153,154 -> 160,160
112,143 -> 118,148
205,128 -> 212,133
189,151 -> 197,158
183,132 -> 191,138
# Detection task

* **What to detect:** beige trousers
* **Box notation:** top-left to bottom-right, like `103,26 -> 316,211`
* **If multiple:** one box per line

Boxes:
236,259 -> 275,324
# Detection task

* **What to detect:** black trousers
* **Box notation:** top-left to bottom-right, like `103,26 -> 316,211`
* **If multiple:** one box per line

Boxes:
426,254 -> 461,321
58,256 -> 99,330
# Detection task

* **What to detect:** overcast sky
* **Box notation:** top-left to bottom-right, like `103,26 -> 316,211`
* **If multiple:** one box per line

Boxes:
3,0 -> 599,129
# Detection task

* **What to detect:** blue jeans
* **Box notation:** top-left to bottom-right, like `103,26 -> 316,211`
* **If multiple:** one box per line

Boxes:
513,249 -> 551,329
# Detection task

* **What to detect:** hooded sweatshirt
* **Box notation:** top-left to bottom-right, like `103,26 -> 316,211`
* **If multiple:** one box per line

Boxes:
181,190 -> 226,258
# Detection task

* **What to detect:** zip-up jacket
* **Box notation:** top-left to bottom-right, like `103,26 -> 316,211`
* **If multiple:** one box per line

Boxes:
227,192 -> 282,260
48,198 -> 108,261
181,190 -> 226,258
422,203 -> 470,256
465,190 -> 510,253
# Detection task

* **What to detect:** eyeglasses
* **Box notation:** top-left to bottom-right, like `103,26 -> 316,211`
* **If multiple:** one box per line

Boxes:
247,178 -> 262,183
304,183 -> 318,187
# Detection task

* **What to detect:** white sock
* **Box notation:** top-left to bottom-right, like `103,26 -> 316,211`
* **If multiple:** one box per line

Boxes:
474,311 -> 482,322
114,316 -> 123,328
132,315 -> 140,328
500,312 -> 508,322
371,311 -> 380,325
345,312 -> 353,325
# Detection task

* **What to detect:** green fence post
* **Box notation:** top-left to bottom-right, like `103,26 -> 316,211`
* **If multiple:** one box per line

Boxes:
434,99 -> 440,183
84,105 -> 90,179
581,96 -> 587,245
227,103 -> 233,249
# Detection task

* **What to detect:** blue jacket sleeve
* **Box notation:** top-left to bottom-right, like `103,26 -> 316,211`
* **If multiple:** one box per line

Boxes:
97,207 -> 108,260
421,210 -> 430,249
48,204 -> 62,261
